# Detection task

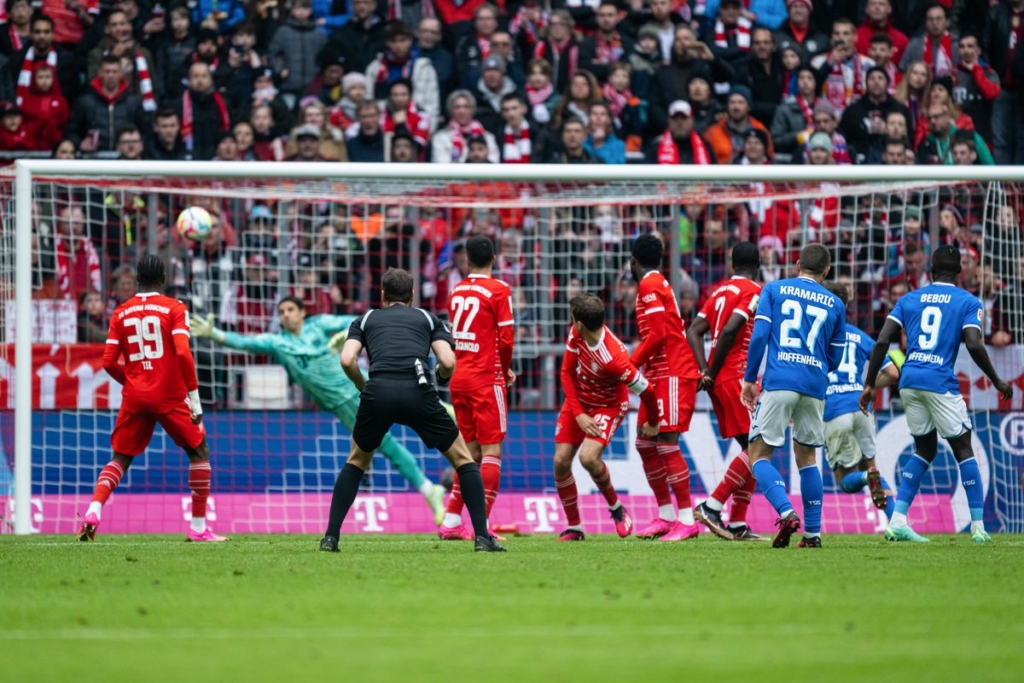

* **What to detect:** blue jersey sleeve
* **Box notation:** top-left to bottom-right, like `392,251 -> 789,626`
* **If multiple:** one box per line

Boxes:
962,296 -> 983,333
827,301 -> 847,372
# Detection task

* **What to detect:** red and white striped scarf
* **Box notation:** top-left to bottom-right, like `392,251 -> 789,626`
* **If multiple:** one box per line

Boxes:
824,53 -> 864,116
449,119 -> 485,161
594,31 -> 624,63
656,129 -> 710,164
534,38 -> 578,78
375,49 -> 414,86
382,102 -> 430,148
17,47 -> 56,106
509,6 -> 548,50
8,24 -> 23,52
502,121 -> 531,163
714,16 -> 752,51
924,31 -> 954,79
477,34 -> 492,60
135,50 -> 157,112
182,89 -> 230,152
55,230 -> 102,300
796,93 -> 814,127
526,82 -> 553,107
602,82 -> 630,119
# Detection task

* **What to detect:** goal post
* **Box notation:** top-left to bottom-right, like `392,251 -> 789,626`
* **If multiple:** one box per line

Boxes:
4,160 -> 1024,536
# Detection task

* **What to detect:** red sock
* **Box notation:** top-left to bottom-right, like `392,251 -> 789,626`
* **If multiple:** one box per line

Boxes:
189,461 -> 212,519
711,451 -> 752,507
446,475 -> 464,515
555,474 -> 581,527
661,444 -> 692,510
590,461 -> 619,508
480,455 -> 501,517
730,474 -> 757,524
636,439 -> 672,507
92,461 -> 125,505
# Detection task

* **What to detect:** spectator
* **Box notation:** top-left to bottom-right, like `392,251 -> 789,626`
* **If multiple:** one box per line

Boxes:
552,70 -> 602,130
312,0 -> 350,34
233,121 -> 258,160
839,65 -> 911,162
346,100 -> 385,161
811,18 -> 874,117
19,63 -> 68,151
307,44 -> 347,107
0,100 -> 29,151
803,99 -> 850,163
545,117 -> 602,163
431,90 -> 499,163
917,77 -> 975,149
747,27 -> 785,125
778,42 -> 808,94
52,137 -> 77,159
464,134 -> 492,163
579,0 -> 635,83
700,0 -> 789,31
901,3 -> 957,79
647,99 -> 715,164
880,135 -> 908,164
775,0 -> 828,58
462,31 -> 526,90
704,85 -> 774,164
861,108 -> 909,162
691,214 -> 733,287
893,59 -> 931,124
917,102 -> 993,165
758,235 -> 784,282
213,130 -> 240,161
16,14 -> 78,104
603,62 -> 642,147
157,5 -> 196,101
454,3 -> 500,87
951,136 -> 980,165
416,17 -> 453,100
330,72 -> 366,132
855,0 -> 908,64
325,0 -> 386,74
627,25 -> 663,103
77,289 -> 107,342
67,55 -> 146,153
285,123 -> 326,161
238,68 -> 295,136
388,130 -> 419,162
646,0 -> 683,64
1,0 -> 32,57
703,0 -> 754,77
805,130 -> 833,164
285,100 -> 348,160
954,33 -> 1000,147
771,66 -> 819,160
145,108 -> 189,160
40,0 -> 97,50
866,34 -> 899,93
985,0 -> 1024,165
382,78 -> 431,157
471,54 -> 518,138
250,104 -> 286,160
687,72 -> 722,133
499,92 -> 536,163
649,25 -> 731,134
525,58 -> 560,126
739,127 -> 772,164
366,21 -> 439,120
267,0 -> 327,108
115,123 -> 144,160
224,22 -> 265,109
55,205 -> 102,301
531,9 -> 580,94
174,61 -> 231,160
192,0 -> 245,33
190,28 -> 234,92
584,101 -> 625,164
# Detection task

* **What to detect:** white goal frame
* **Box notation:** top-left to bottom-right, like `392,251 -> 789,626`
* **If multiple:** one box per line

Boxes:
11,160 -> 1024,534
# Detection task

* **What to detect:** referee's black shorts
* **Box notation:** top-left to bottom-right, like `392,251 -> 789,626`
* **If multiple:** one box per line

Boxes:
352,378 -> 460,453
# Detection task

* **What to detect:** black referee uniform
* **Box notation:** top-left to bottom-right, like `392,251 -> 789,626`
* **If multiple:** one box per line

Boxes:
320,302 -> 504,553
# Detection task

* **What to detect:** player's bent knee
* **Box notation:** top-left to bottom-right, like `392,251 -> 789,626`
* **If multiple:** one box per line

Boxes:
186,439 -> 210,463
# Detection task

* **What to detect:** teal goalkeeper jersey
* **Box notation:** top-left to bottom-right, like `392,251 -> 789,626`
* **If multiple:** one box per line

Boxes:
220,315 -> 358,411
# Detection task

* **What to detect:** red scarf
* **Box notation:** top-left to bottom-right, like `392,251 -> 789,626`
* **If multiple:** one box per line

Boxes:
824,53 -> 864,115
924,31 -> 954,79
534,38 -> 578,79
502,121 -> 531,163
796,93 -> 814,127
595,31 -> 624,63
714,16 -> 751,51
193,52 -> 219,72
17,47 -> 56,107
449,119 -> 485,161
135,50 -> 157,113
376,50 -> 414,85
477,34 -> 492,60
602,82 -> 630,119
382,102 -> 430,148
8,24 -> 23,52
656,129 -> 710,164
526,83 -> 553,107
509,6 -> 547,50
182,89 -> 230,153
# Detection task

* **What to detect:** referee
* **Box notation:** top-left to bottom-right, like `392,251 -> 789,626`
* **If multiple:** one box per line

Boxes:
320,268 -> 506,553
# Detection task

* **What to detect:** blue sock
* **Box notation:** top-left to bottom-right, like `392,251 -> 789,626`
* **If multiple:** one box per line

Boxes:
840,471 -> 868,493
800,465 -> 823,534
753,459 -> 794,517
895,455 -> 930,517
958,458 -> 985,522
881,476 -> 896,519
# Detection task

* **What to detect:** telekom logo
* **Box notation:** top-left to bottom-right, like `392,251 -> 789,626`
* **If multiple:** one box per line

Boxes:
6,498 -> 44,533
523,497 -> 559,532
352,497 -> 389,532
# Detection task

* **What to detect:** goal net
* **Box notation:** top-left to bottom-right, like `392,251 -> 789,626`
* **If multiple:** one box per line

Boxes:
2,162 -> 1022,536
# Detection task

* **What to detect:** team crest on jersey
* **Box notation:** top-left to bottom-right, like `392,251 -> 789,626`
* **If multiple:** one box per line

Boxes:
977,309 -> 983,321
591,362 -> 599,371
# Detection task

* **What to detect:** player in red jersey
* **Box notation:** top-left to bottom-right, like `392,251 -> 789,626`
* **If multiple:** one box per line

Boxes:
439,235 -> 516,541
553,294 -> 660,541
76,256 -> 226,543
629,234 -> 703,542
686,242 -> 765,542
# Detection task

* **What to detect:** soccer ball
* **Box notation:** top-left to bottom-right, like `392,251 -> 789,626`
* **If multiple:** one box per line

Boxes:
176,207 -> 212,242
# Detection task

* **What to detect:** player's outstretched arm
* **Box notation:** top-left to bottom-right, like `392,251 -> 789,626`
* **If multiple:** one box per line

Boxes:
859,318 -> 900,413
190,313 -> 277,356
340,338 -> 367,391
964,327 -> 1014,401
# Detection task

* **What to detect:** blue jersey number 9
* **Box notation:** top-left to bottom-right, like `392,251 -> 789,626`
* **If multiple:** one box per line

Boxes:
918,306 -> 942,350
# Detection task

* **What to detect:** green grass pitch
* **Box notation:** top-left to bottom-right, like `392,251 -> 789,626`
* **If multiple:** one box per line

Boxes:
2,534 -> 1024,683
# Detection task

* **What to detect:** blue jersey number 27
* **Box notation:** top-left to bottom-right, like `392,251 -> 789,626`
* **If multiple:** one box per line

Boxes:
779,300 -> 828,351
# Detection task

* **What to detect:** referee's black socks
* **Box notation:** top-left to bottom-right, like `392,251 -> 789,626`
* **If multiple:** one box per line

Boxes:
325,463 -> 364,539
456,462 -> 489,538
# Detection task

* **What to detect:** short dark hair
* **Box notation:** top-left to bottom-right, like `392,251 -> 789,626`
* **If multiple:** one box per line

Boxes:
382,268 -> 414,303
136,254 -> 166,290
155,108 -> 178,122
824,281 -> 849,306
632,233 -> 664,269
31,13 -> 54,30
931,244 -> 962,277
116,124 -> 140,142
562,116 -> 586,131
870,32 -> 893,47
466,234 -> 495,268
798,243 -> 831,275
570,293 -> 605,331
885,136 -> 908,150
732,241 -> 760,271
959,32 -> 980,45
501,92 -> 527,107
277,295 -> 305,311
386,21 -> 412,40
100,54 -> 121,68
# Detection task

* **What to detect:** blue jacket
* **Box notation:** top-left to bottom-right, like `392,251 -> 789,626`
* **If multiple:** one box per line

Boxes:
191,0 -> 245,32
698,0 -> 787,31
584,134 -> 626,164
313,0 -> 349,33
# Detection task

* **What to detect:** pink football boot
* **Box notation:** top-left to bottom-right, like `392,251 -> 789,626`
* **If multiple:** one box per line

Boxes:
658,520 -> 701,542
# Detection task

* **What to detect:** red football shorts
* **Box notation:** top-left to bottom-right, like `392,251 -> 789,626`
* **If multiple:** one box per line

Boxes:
708,376 -> 751,439
555,402 -> 626,447
111,400 -> 206,456
451,384 -> 508,445
637,376 -> 698,434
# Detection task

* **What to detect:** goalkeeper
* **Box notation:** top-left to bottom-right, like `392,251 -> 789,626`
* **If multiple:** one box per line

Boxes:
190,296 -> 447,524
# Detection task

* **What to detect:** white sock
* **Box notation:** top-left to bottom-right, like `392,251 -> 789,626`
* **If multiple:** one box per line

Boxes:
679,508 -> 695,526
418,480 -> 435,497
658,504 -> 677,522
890,511 -> 908,527
705,498 -> 724,512
804,532 -> 820,539
87,501 -> 102,519
728,521 -> 745,529
609,500 -> 622,511
971,521 -> 986,534
566,524 -> 583,532
190,516 -> 206,533
442,513 -> 462,528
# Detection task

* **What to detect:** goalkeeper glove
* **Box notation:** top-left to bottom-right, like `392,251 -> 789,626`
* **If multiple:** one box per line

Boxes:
327,330 -> 348,354
190,313 -> 225,343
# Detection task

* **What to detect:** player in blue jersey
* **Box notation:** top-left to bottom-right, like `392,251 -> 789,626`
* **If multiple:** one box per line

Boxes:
189,297 -> 447,523
822,282 -> 900,525
742,244 -> 847,548
860,246 -> 1013,543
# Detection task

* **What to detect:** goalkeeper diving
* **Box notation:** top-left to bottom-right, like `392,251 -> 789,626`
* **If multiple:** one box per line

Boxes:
190,296 -> 447,523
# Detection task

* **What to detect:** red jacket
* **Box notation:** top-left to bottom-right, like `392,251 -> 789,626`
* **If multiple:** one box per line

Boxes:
855,20 -> 909,64
0,122 -> 31,152
20,64 -> 69,151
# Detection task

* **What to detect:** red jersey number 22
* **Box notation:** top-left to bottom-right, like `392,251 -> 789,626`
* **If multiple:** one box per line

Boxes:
450,296 -> 481,341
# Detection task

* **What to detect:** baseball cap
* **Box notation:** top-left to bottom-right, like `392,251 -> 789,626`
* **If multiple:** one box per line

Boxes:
668,100 -> 692,117
0,100 -> 19,116
638,24 -> 660,41
482,55 -> 507,73
904,206 -> 922,221
249,205 -> 273,222
293,123 -> 321,139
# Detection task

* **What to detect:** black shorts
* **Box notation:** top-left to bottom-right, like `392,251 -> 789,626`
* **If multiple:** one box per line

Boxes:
352,378 -> 460,453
